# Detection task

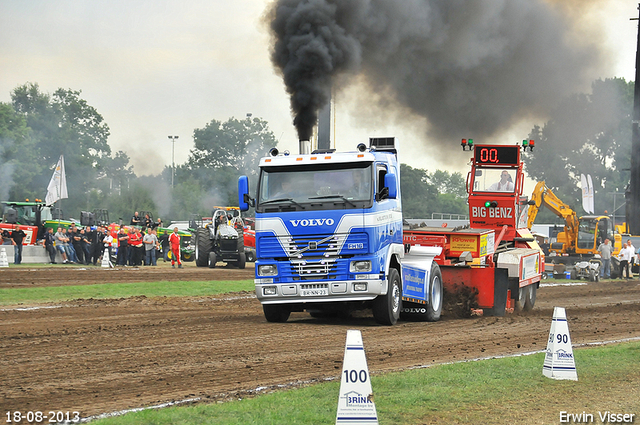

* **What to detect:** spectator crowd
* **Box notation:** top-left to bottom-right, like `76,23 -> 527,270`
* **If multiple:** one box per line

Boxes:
2,211 -> 176,267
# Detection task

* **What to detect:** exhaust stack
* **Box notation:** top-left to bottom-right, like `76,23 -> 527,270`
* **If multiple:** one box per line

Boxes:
299,140 -> 311,155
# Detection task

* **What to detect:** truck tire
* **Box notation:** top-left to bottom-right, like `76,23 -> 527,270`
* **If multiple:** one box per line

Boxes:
425,262 -> 443,321
263,304 -> 291,323
236,252 -> 246,269
195,227 -> 212,267
208,252 -> 217,268
524,284 -> 537,311
400,262 -> 442,322
373,267 -> 402,326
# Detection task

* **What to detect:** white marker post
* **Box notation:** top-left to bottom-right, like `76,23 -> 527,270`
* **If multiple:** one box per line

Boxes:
0,247 -> 9,267
336,330 -> 378,425
543,307 -> 578,380
101,251 -> 112,268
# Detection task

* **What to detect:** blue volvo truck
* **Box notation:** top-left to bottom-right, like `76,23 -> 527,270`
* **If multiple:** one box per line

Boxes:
238,138 -> 443,325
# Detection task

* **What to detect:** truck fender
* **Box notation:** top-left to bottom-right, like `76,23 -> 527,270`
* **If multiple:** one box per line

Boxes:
380,243 -> 405,294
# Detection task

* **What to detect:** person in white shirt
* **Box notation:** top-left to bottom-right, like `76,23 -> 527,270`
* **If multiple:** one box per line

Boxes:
488,171 -> 514,192
617,241 -> 634,280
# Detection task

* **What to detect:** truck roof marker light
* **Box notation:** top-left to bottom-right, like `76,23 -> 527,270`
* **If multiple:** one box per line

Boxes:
297,157 -> 304,161
357,143 -> 367,152
265,158 -> 272,162
310,157 -> 317,161
325,156 -> 332,160
357,154 -> 364,158
269,147 -> 279,156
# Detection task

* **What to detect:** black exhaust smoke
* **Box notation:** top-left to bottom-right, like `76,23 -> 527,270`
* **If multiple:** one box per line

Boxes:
267,0 -> 606,145
268,0 -> 361,141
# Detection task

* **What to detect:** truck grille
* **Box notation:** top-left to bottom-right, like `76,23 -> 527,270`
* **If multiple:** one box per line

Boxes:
290,259 -> 338,277
258,233 -> 368,279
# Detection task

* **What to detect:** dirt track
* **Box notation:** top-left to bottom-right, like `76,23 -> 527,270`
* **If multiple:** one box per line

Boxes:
1,267 -> 639,418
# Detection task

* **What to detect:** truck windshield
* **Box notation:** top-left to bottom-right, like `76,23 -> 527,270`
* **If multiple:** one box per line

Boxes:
473,168 -> 516,193
257,163 -> 373,211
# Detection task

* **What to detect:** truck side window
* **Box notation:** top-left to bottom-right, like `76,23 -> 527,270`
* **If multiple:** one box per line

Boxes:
376,164 -> 388,200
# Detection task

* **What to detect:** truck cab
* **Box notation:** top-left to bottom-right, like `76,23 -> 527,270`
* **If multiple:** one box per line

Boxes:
238,139 -> 405,325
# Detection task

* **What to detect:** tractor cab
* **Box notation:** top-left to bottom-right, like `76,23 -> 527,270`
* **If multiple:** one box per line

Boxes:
464,140 -> 534,242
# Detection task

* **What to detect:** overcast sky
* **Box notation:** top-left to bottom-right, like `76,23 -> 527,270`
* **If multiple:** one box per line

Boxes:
0,0 -> 637,178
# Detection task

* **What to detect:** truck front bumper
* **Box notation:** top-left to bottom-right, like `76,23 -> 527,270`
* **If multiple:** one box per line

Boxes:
255,276 -> 386,304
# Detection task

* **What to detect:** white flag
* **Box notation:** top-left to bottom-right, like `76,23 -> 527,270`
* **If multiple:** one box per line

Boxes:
587,174 -> 595,214
580,174 -> 589,214
45,155 -> 68,205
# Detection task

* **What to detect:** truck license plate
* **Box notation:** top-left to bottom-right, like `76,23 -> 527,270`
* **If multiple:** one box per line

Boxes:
301,288 -> 329,296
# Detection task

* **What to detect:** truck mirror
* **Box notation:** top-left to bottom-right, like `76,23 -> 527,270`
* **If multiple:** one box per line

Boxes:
385,173 -> 398,199
238,176 -> 253,211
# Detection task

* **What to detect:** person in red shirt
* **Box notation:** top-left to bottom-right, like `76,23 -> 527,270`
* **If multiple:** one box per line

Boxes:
169,227 -> 182,268
128,227 -> 144,266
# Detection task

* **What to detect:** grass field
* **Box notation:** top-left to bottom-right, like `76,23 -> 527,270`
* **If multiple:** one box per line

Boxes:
0,280 -> 255,305
90,342 -> 640,425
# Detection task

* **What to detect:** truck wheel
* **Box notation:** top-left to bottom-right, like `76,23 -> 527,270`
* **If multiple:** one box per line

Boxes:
236,252 -> 246,269
195,227 -> 212,267
373,268 -> 401,326
208,252 -> 217,268
425,262 -> 443,321
524,284 -> 537,311
263,304 -> 291,323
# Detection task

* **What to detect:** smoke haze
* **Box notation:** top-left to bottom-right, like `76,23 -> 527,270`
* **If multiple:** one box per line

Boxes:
267,0 -> 608,144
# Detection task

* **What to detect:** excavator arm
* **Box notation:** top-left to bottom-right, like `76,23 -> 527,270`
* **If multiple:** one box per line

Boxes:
527,181 -> 580,252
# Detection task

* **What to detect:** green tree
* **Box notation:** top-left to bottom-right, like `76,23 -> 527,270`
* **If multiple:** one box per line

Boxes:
7,83 -> 135,217
0,102 -> 30,200
400,164 -> 438,219
188,116 -> 277,185
523,78 -> 633,218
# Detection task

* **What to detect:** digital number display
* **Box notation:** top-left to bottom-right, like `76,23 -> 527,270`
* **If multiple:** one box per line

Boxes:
474,145 -> 519,166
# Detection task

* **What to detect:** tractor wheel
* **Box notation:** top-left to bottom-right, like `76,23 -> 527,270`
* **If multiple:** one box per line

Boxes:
195,227 -> 212,267
263,304 -> 291,323
236,252 -> 246,269
372,268 -> 402,326
524,284 -> 537,311
208,252 -> 217,268
245,249 -> 256,262
181,251 -> 194,262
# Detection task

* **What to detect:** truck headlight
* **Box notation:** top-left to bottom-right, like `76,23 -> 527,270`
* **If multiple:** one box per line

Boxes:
258,264 -> 278,276
350,260 -> 372,273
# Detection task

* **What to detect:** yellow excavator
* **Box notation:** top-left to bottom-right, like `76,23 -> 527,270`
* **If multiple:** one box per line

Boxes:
527,181 -> 623,259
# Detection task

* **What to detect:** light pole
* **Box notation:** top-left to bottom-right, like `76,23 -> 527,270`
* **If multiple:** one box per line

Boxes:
168,135 -> 179,188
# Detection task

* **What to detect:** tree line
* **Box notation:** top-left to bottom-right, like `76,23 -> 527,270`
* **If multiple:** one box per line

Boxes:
0,78 -> 633,225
